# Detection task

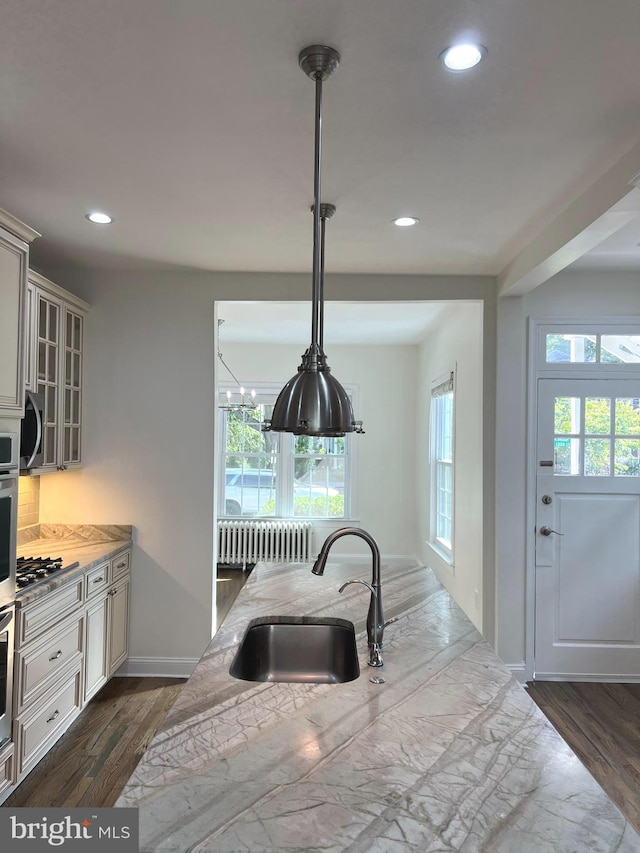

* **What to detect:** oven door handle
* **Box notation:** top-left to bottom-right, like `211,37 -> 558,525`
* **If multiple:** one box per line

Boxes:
25,390 -> 43,470
0,610 -> 13,633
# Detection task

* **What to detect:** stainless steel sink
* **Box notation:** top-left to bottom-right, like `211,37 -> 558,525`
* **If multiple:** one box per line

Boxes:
229,615 -> 360,684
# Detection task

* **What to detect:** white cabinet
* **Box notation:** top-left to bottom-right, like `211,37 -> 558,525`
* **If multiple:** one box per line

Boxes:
0,741 -> 15,799
26,271 -> 89,471
10,548 -> 131,795
84,550 -> 131,701
0,209 -> 39,415
108,577 -> 130,675
84,594 -> 109,702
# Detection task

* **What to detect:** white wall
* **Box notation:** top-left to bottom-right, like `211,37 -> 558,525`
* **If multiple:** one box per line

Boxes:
221,341 -> 418,558
416,303 -> 484,631
38,268 -> 495,669
495,270 -> 640,675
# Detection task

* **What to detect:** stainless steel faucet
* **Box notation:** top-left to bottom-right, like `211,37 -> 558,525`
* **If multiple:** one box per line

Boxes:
311,527 -> 384,667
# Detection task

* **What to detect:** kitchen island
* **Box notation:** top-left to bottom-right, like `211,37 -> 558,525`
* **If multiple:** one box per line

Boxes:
117,560 -> 639,852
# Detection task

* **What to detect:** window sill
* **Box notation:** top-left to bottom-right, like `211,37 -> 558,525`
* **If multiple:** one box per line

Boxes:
427,540 -> 454,569
218,516 -> 360,523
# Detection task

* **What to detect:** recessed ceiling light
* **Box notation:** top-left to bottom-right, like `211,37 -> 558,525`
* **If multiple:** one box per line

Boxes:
392,217 -> 420,227
440,43 -> 487,72
85,211 -> 113,224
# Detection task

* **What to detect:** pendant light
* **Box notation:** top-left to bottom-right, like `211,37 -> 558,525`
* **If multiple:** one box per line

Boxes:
264,45 -> 364,437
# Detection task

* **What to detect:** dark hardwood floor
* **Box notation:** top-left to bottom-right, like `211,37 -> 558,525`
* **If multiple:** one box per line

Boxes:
4,677 -> 185,807
527,681 -> 640,833
5,567 -> 248,808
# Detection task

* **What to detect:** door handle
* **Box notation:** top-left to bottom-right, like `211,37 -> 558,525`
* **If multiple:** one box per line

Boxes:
540,525 -> 563,536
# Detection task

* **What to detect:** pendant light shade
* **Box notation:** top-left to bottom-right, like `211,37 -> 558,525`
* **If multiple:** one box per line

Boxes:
265,45 -> 364,438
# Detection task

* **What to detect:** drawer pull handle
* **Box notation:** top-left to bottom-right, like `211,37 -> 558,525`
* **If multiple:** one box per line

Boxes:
116,561 -> 126,569
46,710 -> 60,723
49,650 -> 63,661
93,577 -> 104,583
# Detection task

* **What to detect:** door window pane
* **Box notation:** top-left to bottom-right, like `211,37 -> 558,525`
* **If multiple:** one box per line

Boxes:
554,437 -> 580,475
584,398 -> 610,435
615,399 -> 640,435
73,315 -> 81,350
585,439 -> 610,476
554,397 -> 580,434
614,439 -> 640,476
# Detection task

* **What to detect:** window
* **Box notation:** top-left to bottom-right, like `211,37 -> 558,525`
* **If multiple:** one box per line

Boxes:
219,387 -> 350,518
544,330 -> 640,364
553,395 -> 640,477
430,373 -> 454,559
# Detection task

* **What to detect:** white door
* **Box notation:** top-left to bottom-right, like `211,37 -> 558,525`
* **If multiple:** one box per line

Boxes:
535,378 -> 640,680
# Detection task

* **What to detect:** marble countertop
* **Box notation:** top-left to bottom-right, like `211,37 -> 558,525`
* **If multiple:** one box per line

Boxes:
16,524 -> 132,606
117,560 -> 640,852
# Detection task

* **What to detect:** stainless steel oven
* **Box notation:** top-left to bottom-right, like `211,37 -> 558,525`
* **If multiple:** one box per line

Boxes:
0,604 -> 14,745
0,433 -> 17,747
0,433 -> 18,610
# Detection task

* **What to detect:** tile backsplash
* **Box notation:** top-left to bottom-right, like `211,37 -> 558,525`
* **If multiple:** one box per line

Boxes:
18,475 -> 40,529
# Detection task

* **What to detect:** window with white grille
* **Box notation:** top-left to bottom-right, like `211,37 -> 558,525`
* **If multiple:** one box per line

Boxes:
430,372 -> 454,560
219,386 -> 351,519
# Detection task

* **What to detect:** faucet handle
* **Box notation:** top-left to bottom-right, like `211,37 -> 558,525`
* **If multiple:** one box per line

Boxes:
338,579 -> 376,598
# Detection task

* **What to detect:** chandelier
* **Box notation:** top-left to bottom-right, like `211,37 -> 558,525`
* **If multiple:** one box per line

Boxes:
217,320 -> 258,413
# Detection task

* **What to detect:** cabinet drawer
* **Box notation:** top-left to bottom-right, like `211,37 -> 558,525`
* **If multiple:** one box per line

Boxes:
111,550 -> 130,581
15,667 -> 82,777
16,614 -> 84,712
17,579 -> 83,647
85,563 -> 109,600
0,740 -> 15,798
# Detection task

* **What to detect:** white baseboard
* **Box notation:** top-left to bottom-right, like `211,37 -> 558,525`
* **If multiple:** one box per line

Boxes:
533,672 -> 640,683
506,663 -> 526,684
116,657 -> 198,678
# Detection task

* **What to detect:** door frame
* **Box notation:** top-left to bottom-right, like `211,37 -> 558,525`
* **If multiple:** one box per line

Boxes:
525,316 -> 640,681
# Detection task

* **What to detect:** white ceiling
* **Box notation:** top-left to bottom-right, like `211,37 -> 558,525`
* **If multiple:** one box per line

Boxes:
2,0 -> 640,276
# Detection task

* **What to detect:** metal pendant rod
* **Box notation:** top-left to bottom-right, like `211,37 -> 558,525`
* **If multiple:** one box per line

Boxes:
311,73 -> 323,351
319,213 -> 326,350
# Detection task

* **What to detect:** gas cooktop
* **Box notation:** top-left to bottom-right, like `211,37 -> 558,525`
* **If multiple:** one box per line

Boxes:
16,556 -> 79,591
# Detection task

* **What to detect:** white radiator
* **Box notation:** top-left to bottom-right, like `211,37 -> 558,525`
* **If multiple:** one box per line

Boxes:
217,520 -> 313,566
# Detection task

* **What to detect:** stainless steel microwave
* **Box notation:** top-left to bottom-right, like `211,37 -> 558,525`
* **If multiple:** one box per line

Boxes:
20,390 -> 44,470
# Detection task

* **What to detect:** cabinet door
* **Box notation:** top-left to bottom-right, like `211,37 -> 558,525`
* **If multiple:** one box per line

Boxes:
0,225 -> 28,413
34,289 -> 63,469
85,595 -> 109,702
108,580 -> 129,676
24,281 -> 35,391
61,307 -> 83,467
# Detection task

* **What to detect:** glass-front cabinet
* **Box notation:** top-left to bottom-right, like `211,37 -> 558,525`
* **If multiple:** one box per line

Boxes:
27,271 -> 89,472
